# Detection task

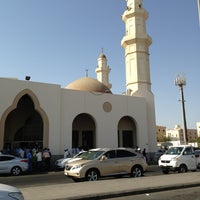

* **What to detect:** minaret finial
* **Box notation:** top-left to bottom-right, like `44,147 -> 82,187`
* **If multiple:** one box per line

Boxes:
85,69 -> 89,77
101,48 -> 104,54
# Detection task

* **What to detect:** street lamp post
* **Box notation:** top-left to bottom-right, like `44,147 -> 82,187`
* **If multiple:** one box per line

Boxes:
175,75 -> 188,144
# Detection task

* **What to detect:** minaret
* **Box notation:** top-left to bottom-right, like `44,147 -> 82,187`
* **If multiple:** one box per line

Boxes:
95,53 -> 112,89
121,0 -> 152,96
121,0 -> 157,153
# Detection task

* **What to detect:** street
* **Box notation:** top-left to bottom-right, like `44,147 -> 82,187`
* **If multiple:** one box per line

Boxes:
0,166 -> 200,200
0,165 -> 161,188
0,170 -> 73,187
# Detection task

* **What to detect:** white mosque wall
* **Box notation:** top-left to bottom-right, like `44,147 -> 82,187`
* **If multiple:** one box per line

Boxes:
0,78 -> 155,155
0,78 -> 62,154
60,89 -> 150,154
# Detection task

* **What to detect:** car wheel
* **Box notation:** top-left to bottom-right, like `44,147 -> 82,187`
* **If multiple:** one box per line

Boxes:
11,166 -> 22,176
178,164 -> 187,173
131,165 -> 143,177
85,169 -> 99,181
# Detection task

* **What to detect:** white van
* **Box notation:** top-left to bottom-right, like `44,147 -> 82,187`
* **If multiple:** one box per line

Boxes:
158,145 -> 197,174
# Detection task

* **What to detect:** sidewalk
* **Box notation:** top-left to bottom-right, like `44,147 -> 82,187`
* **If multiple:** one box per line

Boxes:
20,170 -> 200,200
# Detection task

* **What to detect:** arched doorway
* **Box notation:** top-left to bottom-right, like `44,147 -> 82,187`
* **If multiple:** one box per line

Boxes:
4,94 -> 43,152
118,116 -> 137,148
72,113 -> 96,150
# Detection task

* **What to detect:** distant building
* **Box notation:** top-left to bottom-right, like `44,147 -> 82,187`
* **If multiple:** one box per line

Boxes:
156,126 -> 166,135
166,125 -> 197,143
156,126 -> 166,140
187,129 -> 198,142
166,125 -> 182,141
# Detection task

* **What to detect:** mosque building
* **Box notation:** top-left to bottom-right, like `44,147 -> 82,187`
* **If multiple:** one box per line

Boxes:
0,0 -> 157,158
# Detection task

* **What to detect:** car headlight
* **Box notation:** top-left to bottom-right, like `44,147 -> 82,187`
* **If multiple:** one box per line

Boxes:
171,157 -> 178,161
71,164 -> 84,170
8,192 -> 24,200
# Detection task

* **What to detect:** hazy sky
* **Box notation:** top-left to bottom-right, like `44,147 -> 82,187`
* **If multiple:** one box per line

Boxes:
0,0 -> 199,129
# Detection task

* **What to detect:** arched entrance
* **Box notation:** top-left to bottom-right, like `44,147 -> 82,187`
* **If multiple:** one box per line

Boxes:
0,89 -> 49,152
118,116 -> 137,148
4,95 -> 43,151
72,113 -> 96,150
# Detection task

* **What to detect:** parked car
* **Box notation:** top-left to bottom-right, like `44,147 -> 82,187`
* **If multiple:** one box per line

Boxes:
55,151 -> 86,169
0,154 -> 28,176
195,150 -> 200,168
64,148 -> 148,182
0,184 -> 24,200
158,145 -> 197,174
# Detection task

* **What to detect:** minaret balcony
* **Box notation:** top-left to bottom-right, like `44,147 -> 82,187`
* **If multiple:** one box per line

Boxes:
122,9 -> 148,22
121,35 -> 152,48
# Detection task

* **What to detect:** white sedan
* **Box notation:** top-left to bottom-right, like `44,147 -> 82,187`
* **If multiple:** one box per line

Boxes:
0,154 -> 28,175
55,151 -> 86,169
0,184 -> 24,200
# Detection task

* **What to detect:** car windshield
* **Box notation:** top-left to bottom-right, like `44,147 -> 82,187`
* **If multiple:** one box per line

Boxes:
165,147 -> 183,155
74,151 -> 85,158
78,150 -> 104,160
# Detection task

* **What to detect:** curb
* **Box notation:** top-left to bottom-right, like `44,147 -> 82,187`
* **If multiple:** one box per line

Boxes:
64,182 -> 200,200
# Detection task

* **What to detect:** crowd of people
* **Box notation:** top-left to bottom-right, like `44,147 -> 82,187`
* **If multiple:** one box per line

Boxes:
2,145 -> 52,172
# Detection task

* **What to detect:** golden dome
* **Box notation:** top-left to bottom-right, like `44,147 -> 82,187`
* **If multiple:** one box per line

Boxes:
65,77 -> 112,94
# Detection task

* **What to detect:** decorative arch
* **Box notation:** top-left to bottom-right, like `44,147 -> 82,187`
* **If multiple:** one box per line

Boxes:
0,89 -> 49,150
72,113 -> 96,150
118,116 -> 137,148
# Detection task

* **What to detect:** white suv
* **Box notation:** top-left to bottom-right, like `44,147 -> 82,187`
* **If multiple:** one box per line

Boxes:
158,145 -> 197,174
